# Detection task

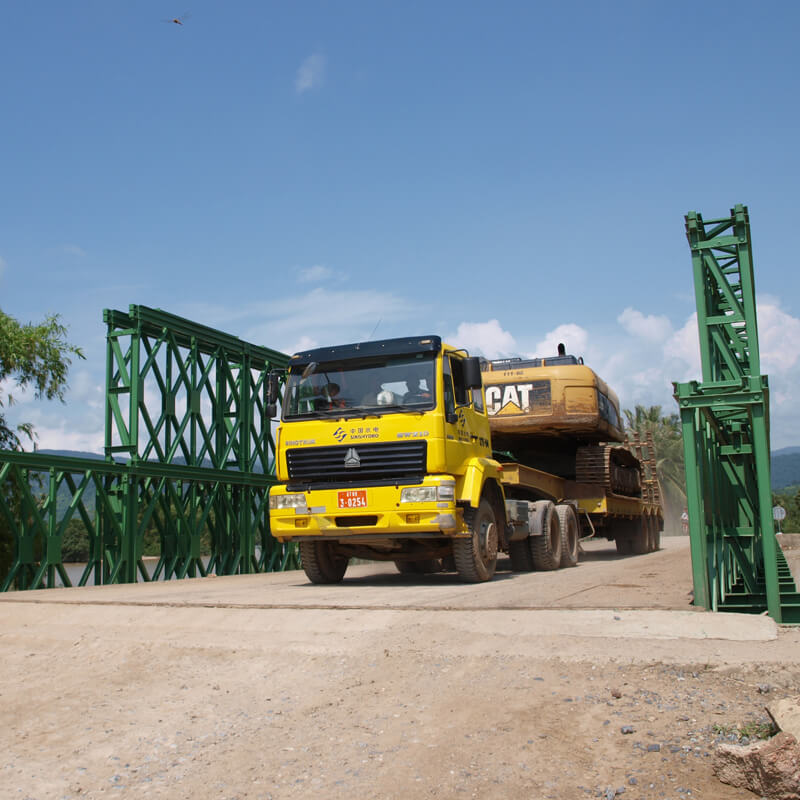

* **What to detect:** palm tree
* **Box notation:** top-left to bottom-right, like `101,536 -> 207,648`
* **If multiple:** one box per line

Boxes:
624,404 -> 686,531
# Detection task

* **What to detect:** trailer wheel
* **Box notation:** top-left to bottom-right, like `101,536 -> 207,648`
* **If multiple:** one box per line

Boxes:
556,504 -> 579,568
453,499 -> 498,582
614,520 -> 633,555
394,559 -> 442,574
647,516 -> 661,552
508,538 -> 534,572
529,500 -> 562,571
615,535 -> 632,555
652,517 -> 662,551
299,541 -> 349,584
630,517 -> 649,555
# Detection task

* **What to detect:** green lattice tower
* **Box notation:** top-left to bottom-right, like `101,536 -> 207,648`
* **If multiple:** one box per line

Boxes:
674,205 -> 799,624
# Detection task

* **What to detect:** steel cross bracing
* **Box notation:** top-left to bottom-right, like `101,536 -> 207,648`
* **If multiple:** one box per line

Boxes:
0,305 -> 296,591
674,205 -> 800,624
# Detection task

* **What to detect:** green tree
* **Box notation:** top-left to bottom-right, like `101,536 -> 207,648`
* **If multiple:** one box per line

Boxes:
772,488 -> 800,534
61,518 -> 91,562
623,404 -> 686,533
1,309 -> 84,581
0,310 -> 84,449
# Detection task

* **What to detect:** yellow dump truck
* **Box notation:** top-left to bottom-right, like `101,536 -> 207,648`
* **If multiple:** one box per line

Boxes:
267,336 -> 662,583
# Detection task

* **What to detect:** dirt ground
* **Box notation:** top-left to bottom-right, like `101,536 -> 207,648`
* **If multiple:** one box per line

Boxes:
1,537 -> 799,800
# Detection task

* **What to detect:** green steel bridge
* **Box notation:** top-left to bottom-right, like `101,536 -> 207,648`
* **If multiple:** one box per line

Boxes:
0,206 -> 798,624
0,305 -> 296,590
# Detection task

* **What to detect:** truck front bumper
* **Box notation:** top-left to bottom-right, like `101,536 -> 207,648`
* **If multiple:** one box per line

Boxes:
268,477 -> 465,542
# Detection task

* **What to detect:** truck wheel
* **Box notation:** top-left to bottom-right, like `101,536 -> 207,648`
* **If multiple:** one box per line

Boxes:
646,516 -> 661,552
630,517 -> 649,555
299,541 -> 349,584
615,535 -> 633,555
508,538 -> 534,572
394,559 -> 442,574
651,517 -> 662,552
529,500 -> 562,571
453,499 -> 498,582
614,520 -> 633,555
556,504 -> 579,568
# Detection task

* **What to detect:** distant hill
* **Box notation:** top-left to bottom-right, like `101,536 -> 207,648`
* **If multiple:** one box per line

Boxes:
772,451 -> 800,491
772,446 -> 800,458
39,449 -> 107,460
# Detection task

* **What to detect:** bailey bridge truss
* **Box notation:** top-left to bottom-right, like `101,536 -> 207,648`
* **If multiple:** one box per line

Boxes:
674,205 -> 799,624
0,305 -> 295,591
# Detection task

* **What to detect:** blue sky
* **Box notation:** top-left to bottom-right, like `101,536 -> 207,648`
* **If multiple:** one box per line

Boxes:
3,1 -> 800,451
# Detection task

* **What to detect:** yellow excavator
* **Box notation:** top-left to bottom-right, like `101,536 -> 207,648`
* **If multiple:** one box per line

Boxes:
482,343 -> 662,556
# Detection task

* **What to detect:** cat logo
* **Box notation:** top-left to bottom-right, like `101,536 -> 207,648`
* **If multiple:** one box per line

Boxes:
485,380 -> 550,416
343,447 -> 361,468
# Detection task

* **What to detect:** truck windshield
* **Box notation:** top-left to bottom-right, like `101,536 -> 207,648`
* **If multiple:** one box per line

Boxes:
283,353 -> 436,419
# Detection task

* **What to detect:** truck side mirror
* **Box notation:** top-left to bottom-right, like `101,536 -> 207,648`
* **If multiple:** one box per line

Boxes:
463,357 -> 482,390
266,369 -> 282,418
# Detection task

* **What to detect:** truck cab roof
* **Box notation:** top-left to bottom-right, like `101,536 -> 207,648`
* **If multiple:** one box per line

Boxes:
288,336 -> 442,368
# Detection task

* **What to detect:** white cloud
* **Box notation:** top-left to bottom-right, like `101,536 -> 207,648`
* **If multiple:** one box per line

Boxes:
597,311 -> 693,415
533,324 -> 589,358
289,335 -> 320,353
69,369 -> 104,410
588,298 -> 800,448
241,286 -> 425,353
295,53 -> 326,94
617,307 -> 672,342
61,244 -> 86,257
32,420 -> 104,454
663,313 -> 701,381
757,300 -> 800,374
298,264 -> 334,283
448,320 -> 517,359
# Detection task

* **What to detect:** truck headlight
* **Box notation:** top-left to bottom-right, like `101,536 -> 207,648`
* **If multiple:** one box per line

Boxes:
401,482 -> 456,503
269,493 -> 308,511
401,487 -> 437,503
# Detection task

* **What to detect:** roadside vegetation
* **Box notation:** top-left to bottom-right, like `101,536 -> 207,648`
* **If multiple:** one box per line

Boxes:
772,486 -> 800,533
0,309 -> 84,579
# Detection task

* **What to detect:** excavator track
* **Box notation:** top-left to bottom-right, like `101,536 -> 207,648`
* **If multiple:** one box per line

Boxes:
575,444 -> 642,496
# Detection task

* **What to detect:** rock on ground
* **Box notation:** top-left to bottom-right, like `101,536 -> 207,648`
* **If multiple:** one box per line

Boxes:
714,732 -> 800,800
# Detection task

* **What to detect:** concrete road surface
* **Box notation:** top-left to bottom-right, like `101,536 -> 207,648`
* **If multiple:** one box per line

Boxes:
2,536 -> 799,800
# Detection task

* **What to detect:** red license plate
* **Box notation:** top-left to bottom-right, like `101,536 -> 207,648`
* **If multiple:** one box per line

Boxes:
338,490 -> 367,509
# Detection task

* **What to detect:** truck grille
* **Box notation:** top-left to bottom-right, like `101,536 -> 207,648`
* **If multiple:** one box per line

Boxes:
286,441 -> 427,486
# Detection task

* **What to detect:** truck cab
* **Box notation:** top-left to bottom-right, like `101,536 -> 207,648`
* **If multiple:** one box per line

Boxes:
268,336 -> 507,583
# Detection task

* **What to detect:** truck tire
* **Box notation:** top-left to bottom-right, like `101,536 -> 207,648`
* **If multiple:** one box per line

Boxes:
394,559 -> 442,574
299,541 -> 349,584
614,522 -> 633,555
508,538 -> 534,572
556,504 -> 579,568
630,516 -> 649,555
529,500 -> 562,571
650,517 -> 662,552
453,498 -> 498,582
